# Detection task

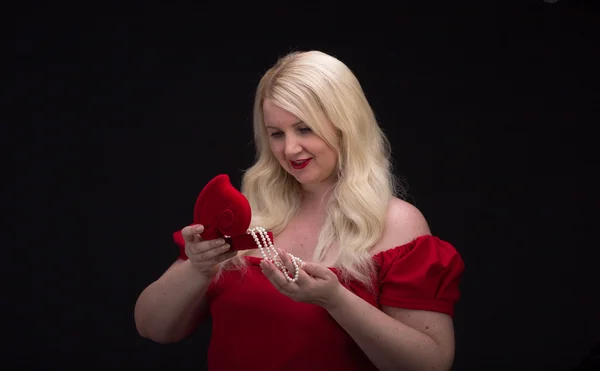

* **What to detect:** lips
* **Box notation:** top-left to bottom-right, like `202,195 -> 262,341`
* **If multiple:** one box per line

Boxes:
290,158 -> 311,169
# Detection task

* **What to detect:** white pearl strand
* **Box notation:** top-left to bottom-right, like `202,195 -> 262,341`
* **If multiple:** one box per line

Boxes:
247,226 -> 303,283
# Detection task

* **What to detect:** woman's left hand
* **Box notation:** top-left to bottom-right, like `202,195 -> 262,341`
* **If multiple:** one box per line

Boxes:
260,251 -> 344,310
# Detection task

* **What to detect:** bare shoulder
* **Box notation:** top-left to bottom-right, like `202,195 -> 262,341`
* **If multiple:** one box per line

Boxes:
372,197 -> 432,255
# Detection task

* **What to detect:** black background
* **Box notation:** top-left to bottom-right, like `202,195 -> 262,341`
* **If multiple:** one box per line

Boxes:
13,2 -> 600,370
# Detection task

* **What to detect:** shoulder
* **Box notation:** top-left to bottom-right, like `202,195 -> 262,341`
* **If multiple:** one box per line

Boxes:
372,197 -> 432,255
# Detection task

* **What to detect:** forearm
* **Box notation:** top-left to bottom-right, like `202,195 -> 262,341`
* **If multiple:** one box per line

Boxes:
325,286 -> 450,371
134,259 -> 211,343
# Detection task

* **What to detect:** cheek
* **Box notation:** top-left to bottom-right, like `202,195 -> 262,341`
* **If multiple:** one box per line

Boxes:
322,150 -> 338,171
270,141 -> 285,158
328,151 -> 338,167
316,144 -> 337,165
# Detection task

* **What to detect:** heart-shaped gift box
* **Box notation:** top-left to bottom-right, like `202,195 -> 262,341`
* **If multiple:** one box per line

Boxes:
173,174 -> 273,260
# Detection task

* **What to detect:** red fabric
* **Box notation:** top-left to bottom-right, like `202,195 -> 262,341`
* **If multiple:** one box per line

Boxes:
174,174 -> 274,255
174,229 -> 274,260
193,174 -> 252,242
172,234 -> 465,370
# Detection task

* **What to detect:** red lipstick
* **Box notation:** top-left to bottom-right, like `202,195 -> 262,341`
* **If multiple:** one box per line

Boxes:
290,159 -> 311,169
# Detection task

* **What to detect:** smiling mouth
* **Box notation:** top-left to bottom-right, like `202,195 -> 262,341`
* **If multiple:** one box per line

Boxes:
290,159 -> 311,169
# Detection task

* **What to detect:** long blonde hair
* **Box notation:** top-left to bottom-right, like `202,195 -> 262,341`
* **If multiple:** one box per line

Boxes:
222,51 -> 401,287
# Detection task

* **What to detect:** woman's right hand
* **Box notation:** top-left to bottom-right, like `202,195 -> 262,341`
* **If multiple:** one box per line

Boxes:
181,224 -> 237,278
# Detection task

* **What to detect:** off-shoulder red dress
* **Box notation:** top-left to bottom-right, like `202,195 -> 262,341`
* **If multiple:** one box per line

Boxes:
174,234 -> 465,371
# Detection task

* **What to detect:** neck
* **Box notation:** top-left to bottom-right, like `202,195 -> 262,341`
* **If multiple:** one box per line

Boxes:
299,181 -> 334,213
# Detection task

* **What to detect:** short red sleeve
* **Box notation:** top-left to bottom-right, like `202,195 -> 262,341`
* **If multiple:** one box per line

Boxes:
173,229 -> 189,261
376,235 -> 465,317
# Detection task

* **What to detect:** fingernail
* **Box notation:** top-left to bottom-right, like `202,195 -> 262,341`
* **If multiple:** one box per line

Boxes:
195,225 -> 204,233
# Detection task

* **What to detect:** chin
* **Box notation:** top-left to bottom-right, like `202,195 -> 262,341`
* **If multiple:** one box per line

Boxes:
296,173 -> 329,186
289,171 -> 317,184
291,174 -> 311,184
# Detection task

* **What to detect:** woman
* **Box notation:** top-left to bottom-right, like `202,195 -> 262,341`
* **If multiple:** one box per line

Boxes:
134,50 -> 465,371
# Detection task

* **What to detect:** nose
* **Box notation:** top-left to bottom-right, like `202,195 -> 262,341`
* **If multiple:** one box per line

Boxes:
284,135 -> 302,158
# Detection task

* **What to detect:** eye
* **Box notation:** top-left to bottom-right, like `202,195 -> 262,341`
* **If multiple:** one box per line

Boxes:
299,127 -> 312,134
269,132 -> 283,138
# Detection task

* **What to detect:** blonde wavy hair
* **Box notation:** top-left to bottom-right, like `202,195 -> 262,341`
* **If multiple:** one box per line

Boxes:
220,50 -> 401,287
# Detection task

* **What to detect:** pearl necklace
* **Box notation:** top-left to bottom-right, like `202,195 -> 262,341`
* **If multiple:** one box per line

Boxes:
247,226 -> 303,283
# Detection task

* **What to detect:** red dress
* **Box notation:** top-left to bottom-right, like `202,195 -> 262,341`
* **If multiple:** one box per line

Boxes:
174,234 -> 465,371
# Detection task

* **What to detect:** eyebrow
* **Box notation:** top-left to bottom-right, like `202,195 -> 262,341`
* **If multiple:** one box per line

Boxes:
266,121 -> 304,130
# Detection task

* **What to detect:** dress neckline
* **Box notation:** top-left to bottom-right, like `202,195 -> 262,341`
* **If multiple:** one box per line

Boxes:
243,234 -> 432,269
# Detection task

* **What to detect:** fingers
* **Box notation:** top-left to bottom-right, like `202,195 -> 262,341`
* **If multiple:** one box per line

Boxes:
298,265 -> 316,284
191,239 -> 229,258
301,262 -> 329,280
279,250 -> 298,278
182,224 -> 204,243
199,241 -> 231,260
281,253 -> 314,283
182,224 -> 237,264
260,260 -> 292,291
261,254 -> 307,289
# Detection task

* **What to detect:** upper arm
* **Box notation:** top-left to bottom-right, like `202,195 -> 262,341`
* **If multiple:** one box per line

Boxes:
378,198 -> 456,366
383,306 -> 456,368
